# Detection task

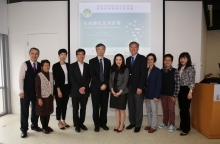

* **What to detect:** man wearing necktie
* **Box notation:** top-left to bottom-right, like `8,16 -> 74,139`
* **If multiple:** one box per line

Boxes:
126,41 -> 147,133
18,47 -> 42,138
89,43 -> 111,132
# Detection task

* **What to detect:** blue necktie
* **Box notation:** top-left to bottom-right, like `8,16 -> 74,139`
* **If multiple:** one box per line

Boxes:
100,59 -> 104,82
131,57 -> 134,67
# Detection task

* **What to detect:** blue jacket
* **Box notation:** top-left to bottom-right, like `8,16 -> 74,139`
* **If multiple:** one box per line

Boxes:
145,65 -> 162,99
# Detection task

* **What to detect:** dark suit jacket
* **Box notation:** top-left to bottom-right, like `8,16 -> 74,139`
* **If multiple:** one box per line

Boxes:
109,68 -> 129,95
145,65 -> 162,99
52,62 -> 71,95
126,54 -> 147,93
69,61 -> 91,97
89,57 -> 111,94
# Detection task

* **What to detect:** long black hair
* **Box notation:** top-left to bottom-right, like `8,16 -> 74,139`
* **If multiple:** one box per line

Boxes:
178,52 -> 192,70
111,54 -> 127,74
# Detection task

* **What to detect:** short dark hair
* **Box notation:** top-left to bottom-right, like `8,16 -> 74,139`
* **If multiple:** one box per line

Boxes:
29,47 -> 39,54
58,49 -> 68,55
41,59 -> 50,67
146,53 -> 157,63
129,41 -> 139,48
76,48 -> 86,55
164,54 -> 173,61
178,52 -> 192,70
95,43 -> 106,50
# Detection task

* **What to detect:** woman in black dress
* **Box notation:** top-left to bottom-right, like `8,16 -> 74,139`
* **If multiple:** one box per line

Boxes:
109,54 -> 129,133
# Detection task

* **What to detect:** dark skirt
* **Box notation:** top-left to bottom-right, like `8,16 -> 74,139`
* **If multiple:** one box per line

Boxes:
110,93 -> 128,110
36,95 -> 54,116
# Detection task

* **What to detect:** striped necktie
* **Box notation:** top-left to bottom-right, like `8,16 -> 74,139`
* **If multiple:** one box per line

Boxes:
100,59 -> 104,82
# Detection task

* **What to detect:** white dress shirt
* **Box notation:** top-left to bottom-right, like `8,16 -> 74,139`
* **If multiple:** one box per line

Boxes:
78,61 -> 84,76
61,64 -> 68,84
19,60 -> 38,93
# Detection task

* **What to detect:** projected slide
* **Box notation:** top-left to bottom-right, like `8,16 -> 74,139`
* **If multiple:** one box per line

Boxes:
79,3 -> 151,55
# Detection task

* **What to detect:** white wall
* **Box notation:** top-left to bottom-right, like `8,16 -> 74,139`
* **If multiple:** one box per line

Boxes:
165,1 -> 203,83
206,30 -> 220,74
201,9 -> 207,80
8,2 -> 68,115
0,0 -> 8,34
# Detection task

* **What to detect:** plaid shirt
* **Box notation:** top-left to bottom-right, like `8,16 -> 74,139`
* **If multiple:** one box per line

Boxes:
163,67 -> 180,97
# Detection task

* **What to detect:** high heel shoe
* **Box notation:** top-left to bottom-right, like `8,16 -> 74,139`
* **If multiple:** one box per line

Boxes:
180,132 -> 188,136
117,125 -> 125,133
113,126 -> 120,132
58,123 -> 65,130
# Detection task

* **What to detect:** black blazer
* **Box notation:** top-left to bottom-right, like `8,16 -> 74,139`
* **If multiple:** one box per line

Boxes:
126,54 -> 147,93
69,61 -> 91,97
52,62 -> 71,95
89,57 -> 111,93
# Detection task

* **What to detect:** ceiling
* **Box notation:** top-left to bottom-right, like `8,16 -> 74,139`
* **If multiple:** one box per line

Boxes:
203,0 -> 220,30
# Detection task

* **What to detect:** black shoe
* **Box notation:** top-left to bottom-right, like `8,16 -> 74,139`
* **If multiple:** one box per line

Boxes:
134,127 -> 141,133
31,126 -> 42,132
100,125 -> 109,131
80,124 -> 88,130
75,126 -> 81,132
20,132 -> 27,138
180,132 -> 188,136
47,127 -> 54,132
176,128 -> 182,131
94,126 -> 100,132
42,128 -> 50,134
58,123 -> 65,130
126,124 -> 135,130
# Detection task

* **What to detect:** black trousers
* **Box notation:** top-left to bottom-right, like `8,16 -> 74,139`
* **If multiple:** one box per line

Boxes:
40,115 -> 50,128
72,95 -> 88,127
178,86 -> 191,133
55,84 -> 70,120
20,91 -> 39,133
91,90 -> 109,127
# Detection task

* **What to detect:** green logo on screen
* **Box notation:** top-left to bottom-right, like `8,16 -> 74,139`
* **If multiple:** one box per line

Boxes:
83,9 -> 92,18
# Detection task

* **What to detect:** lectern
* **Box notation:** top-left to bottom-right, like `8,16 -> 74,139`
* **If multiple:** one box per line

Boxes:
191,83 -> 220,138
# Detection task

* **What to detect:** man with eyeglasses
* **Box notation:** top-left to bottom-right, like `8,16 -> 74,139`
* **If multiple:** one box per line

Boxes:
158,54 -> 180,133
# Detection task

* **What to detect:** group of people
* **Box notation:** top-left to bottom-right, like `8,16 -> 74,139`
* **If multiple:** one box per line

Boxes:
18,41 -> 196,138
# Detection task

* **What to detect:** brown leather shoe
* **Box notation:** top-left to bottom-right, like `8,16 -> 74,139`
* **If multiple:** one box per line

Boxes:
144,126 -> 151,130
148,128 -> 156,133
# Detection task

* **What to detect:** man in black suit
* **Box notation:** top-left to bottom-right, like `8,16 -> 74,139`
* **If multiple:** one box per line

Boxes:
69,49 -> 91,133
126,41 -> 147,133
89,43 -> 111,132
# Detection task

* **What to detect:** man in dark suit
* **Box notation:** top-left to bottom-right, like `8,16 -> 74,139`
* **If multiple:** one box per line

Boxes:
19,47 -> 42,138
89,43 -> 111,132
69,49 -> 91,133
126,41 -> 147,133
